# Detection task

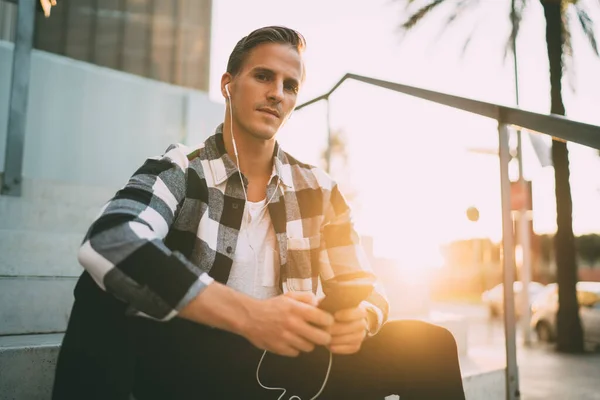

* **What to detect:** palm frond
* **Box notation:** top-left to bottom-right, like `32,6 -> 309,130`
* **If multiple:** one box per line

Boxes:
562,5 -> 573,59
503,0 -> 529,60
563,5 -> 577,93
443,0 -> 480,26
435,0 -> 481,44
460,21 -> 482,58
399,0 -> 447,32
574,3 -> 599,57
401,0 -> 422,10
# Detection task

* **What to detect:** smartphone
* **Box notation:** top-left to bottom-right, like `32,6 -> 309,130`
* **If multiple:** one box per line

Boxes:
318,272 -> 375,314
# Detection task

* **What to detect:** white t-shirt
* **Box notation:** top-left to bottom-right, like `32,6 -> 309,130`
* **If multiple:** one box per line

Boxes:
226,199 -> 282,299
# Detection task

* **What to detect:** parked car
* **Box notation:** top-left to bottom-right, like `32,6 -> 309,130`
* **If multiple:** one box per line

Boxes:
481,281 -> 546,318
530,281 -> 600,347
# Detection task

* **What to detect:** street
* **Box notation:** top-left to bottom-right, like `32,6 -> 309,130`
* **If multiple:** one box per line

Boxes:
431,302 -> 600,400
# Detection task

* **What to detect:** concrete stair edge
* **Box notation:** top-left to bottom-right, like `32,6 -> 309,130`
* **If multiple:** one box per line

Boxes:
14,178 -> 119,203
0,197 -> 101,232
0,277 -> 77,335
0,229 -> 83,276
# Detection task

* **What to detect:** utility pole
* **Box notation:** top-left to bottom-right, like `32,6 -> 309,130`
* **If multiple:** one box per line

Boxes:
512,0 -> 533,346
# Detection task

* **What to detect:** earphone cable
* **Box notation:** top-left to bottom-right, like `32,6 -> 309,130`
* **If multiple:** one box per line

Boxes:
256,349 -> 333,400
227,89 -> 332,400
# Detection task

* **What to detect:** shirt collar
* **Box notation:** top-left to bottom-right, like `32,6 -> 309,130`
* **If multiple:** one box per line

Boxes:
205,124 -> 293,188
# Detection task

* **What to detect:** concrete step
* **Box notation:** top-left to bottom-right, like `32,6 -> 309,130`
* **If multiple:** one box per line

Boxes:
0,333 -> 506,400
0,195 -> 101,233
0,277 -> 76,335
0,229 -> 82,277
0,178 -> 116,233
460,347 -> 506,400
14,178 -> 117,205
0,333 -> 62,400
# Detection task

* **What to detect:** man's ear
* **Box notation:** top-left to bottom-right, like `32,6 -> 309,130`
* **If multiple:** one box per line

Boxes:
221,73 -> 233,100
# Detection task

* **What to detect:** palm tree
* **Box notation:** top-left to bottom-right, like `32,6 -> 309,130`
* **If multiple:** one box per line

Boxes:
396,0 -> 599,353
322,129 -> 358,201
321,128 -> 349,172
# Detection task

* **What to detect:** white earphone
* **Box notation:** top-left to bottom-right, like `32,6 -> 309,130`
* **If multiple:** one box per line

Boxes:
225,83 -> 240,159
225,81 -> 279,206
225,80 -> 326,400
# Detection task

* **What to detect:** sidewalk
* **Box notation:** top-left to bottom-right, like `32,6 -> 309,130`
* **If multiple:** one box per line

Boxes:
433,302 -> 600,400
517,343 -> 600,400
468,341 -> 600,400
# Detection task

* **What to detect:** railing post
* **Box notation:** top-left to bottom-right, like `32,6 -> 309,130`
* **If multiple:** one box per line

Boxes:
2,0 -> 36,196
498,121 -> 521,400
517,130 -> 533,346
325,96 -> 332,174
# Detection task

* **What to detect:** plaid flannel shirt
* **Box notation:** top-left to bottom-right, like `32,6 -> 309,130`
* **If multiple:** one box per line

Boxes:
78,124 -> 389,332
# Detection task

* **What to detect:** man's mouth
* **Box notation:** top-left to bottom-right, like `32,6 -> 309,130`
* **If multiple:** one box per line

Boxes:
257,108 -> 280,118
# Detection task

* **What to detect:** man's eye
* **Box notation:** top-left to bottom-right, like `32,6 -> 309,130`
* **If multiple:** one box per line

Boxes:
256,74 -> 268,81
285,85 -> 298,93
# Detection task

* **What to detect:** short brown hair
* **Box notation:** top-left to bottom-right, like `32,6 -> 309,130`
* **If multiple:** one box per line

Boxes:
226,26 -> 306,81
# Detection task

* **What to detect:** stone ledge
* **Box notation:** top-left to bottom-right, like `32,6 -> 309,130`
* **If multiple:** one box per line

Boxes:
0,334 -> 63,400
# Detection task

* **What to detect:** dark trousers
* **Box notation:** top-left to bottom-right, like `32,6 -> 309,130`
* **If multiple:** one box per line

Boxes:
53,274 -> 466,400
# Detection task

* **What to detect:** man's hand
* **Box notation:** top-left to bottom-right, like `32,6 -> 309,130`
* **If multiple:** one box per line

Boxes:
241,291 -> 334,357
328,305 -> 368,355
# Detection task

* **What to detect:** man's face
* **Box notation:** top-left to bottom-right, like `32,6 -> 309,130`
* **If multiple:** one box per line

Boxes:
224,43 -> 303,141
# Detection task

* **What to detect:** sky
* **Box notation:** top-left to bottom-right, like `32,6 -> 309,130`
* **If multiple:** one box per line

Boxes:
208,0 -> 600,262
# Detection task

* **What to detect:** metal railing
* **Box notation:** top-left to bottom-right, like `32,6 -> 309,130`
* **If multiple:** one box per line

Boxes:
296,73 -> 600,149
295,73 -> 600,400
1,0 -> 34,196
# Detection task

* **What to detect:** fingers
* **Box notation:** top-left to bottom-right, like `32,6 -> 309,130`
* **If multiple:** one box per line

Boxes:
282,297 -> 333,347
283,330 -> 316,353
329,327 -> 366,355
246,294 -> 336,357
293,319 -> 332,347
329,342 -> 362,355
297,302 -> 335,328
327,313 -> 368,355
330,318 -> 367,336
285,291 -> 318,307
334,306 -> 367,323
330,330 -> 366,346
274,345 -> 301,358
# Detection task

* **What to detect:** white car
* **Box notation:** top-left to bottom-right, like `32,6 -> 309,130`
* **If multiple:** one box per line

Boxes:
481,281 -> 546,318
530,282 -> 600,347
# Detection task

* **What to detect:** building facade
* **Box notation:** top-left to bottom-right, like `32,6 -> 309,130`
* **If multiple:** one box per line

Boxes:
1,0 -> 212,91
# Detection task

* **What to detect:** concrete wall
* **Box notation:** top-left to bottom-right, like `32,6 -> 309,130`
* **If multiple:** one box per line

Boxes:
0,40 -> 223,188
0,40 -> 223,336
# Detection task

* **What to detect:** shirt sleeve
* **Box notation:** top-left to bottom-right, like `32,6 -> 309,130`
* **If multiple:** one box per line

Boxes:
77,144 -> 213,321
319,182 -> 389,334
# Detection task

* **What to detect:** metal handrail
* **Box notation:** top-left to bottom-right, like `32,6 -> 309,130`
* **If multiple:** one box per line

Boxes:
295,73 -> 600,150
295,73 -> 600,400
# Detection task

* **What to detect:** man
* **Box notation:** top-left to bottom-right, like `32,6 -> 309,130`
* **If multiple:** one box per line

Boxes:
52,26 -> 465,399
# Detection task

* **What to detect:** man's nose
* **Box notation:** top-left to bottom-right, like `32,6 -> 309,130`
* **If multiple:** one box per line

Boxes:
267,82 -> 284,103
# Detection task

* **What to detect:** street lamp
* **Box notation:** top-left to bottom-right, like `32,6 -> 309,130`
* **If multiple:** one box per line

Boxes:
466,206 -> 480,223
466,206 -> 487,295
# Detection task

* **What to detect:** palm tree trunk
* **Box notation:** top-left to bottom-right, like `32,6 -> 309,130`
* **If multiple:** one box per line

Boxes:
541,0 -> 584,353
